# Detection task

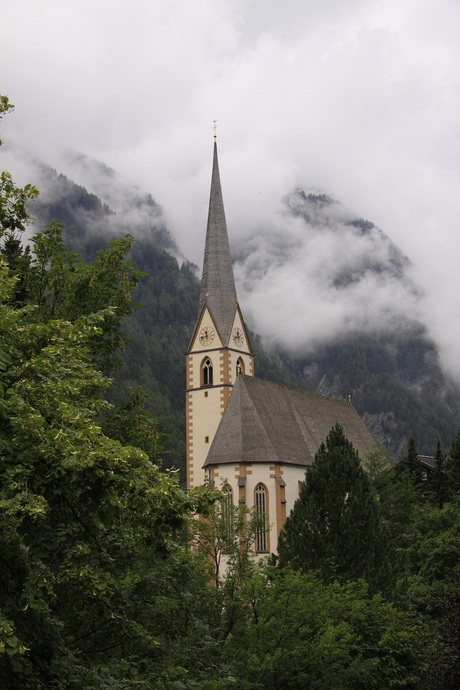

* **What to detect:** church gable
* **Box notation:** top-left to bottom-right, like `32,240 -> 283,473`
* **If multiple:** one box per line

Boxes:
229,306 -> 252,353
188,305 -> 223,353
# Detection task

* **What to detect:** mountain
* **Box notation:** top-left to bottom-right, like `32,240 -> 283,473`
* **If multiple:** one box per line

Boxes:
232,189 -> 460,459
26,155 -> 460,472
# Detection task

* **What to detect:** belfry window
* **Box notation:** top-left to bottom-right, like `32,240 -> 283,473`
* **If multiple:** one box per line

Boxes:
254,483 -> 268,553
202,357 -> 213,386
236,357 -> 245,376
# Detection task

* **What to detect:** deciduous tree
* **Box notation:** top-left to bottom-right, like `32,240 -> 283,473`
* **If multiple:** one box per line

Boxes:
225,568 -> 430,690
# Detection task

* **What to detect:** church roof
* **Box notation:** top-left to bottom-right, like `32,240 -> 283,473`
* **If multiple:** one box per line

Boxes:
204,375 -> 377,468
198,141 -> 238,345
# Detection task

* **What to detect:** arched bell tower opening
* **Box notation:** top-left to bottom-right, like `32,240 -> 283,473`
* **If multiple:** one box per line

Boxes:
201,357 -> 213,386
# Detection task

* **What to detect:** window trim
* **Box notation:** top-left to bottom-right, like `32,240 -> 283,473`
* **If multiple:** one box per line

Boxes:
201,357 -> 213,386
254,482 -> 269,553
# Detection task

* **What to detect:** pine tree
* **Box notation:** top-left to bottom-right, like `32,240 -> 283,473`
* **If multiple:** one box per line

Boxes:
278,424 -> 387,590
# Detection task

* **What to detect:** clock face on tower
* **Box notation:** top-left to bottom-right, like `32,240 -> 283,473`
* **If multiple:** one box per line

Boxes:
232,327 -> 244,347
199,326 -> 215,346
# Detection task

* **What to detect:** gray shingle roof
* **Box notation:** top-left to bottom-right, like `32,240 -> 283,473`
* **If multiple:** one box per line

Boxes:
204,375 -> 377,468
199,142 -> 238,345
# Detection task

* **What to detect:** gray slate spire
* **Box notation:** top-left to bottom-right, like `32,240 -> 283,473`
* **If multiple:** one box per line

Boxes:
199,141 -> 238,345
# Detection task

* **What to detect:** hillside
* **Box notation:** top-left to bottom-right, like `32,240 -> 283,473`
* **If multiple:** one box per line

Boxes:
233,189 -> 460,459
28,158 -> 460,472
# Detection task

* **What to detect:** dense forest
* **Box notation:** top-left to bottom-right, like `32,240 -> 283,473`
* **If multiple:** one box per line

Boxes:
1,96 -> 460,688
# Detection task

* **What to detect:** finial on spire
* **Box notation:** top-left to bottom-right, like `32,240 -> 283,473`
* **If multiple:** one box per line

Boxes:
213,119 -> 217,140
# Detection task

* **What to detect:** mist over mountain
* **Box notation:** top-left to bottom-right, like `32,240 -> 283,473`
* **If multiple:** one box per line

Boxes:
29,153 -> 176,254
232,189 -> 460,458
233,189 -> 423,353
23,152 -> 460,465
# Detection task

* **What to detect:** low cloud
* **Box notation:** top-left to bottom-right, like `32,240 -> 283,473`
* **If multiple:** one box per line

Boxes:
233,191 -> 422,355
2,0 -> 460,379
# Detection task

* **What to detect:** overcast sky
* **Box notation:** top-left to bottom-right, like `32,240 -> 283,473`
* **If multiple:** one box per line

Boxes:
2,0 -> 460,377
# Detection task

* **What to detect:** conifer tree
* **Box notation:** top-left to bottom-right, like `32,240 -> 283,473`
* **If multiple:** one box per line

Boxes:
277,424 -> 386,591
399,437 -> 424,485
446,428 -> 460,496
429,440 -> 449,508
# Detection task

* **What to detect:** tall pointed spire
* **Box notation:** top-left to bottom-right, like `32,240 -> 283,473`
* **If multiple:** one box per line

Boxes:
199,140 -> 238,345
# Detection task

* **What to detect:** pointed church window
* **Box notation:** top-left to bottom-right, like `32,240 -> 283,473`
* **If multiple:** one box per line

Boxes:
202,357 -> 213,386
222,483 -> 234,545
254,483 -> 269,553
236,357 -> 245,376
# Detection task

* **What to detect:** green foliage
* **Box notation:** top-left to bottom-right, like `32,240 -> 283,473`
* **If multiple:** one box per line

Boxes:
225,568 -> 430,689
24,221 -> 141,372
363,445 -> 392,483
278,425 -> 388,591
189,486 -> 263,591
446,428 -> 460,495
1,97 -> 39,235
0,254 -> 193,687
109,242 -> 200,473
402,500 -> 460,688
397,438 -> 424,486
0,171 -> 39,235
428,441 -> 450,508
3,96 -> 460,687
101,386 -> 163,462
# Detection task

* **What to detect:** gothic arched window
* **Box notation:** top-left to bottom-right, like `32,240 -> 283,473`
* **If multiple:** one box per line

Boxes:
236,357 -> 245,377
202,357 -> 213,386
222,483 -> 234,543
254,483 -> 269,553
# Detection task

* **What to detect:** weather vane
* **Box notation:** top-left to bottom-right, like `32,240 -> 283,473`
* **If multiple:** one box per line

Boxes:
213,120 -> 217,139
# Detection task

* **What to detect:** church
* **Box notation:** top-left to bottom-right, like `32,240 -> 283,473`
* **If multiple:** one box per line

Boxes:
186,139 -> 377,554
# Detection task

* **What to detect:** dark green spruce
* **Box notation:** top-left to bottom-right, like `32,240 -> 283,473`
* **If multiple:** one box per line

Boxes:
278,424 -> 388,591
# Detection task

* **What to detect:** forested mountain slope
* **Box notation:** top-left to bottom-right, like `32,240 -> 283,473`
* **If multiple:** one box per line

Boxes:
29,159 -> 460,471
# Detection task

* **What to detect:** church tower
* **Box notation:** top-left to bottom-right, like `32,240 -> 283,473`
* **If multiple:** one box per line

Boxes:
186,139 -> 254,490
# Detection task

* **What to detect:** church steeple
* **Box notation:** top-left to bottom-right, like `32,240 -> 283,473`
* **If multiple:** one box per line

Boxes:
199,141 -> 238,345
185,140 -> 254,491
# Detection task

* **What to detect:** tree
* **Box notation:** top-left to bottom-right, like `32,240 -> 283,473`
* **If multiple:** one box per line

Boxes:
0,97 -> 39,235
22,220 -> 141,372
0,253 -> 197,687
402,499 -> 460,689
429,440 -> 450,508
0,98 -> 200,686
225,567 -> 430,690
278,424 -> 387,591
398,438 -> 424,486
187,484 -> 264,650
446,428 -> 460,496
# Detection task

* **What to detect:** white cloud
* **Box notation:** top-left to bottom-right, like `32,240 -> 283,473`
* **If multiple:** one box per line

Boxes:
2,0 -> 460,378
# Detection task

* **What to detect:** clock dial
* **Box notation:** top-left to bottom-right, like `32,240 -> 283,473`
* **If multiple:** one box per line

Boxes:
199,326 -> 215,346
232,327 -> 244,347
